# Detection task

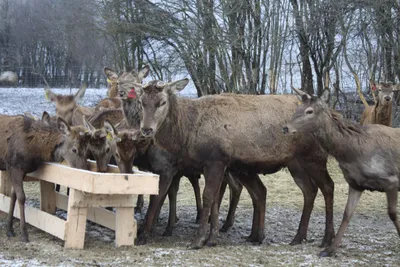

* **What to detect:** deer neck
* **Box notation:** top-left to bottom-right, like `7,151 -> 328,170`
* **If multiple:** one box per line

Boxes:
312,111 -> 364,162
50,134 -> 67,163
154,96 -> 196,156
374,100 -> 392,126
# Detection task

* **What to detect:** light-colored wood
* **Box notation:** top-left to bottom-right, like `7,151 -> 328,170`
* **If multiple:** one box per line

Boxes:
26,162 -> 159,194
56,192 -> 116,230
0,171 -> 12,196
64,189 -> 87,249
0,193 -> 66,240
78,194 -> 135,208
40,180 -> 56,214
115,207 -> 135,247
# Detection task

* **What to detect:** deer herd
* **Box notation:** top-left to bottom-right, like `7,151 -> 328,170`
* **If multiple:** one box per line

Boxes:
0,65 -> 399,258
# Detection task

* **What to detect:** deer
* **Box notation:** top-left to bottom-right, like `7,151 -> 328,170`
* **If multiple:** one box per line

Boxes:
103,120 -> 203,237
94,66 -> 151,112
360,81 -> 400,126
0,113 -> 90,242
45,85 -> 91,126
283,87 -> 400,257
130,79 -> 335,249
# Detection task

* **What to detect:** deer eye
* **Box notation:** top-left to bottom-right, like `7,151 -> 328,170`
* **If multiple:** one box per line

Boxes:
72,148 -> 78,154
106,147 -> 111,153
158,101 -> 166,107
115,152 -> 120,159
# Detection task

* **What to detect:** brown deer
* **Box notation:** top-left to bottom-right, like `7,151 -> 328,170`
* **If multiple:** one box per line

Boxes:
0,113 -> 90,242
134,79 -> 334,249
95,66 -> 150,111
45,85 -> 91,126
103,120 -> 203,236
360,81 -> 400,126
283,88 -> 400,257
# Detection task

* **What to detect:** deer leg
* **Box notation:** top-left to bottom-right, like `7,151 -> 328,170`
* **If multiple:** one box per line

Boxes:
221,172 -> 243,232
288,160 -> 318,245
191,161 -> 225,249
137,172 -> 174,245
320,186 -> 362,257
9,168 -> 28,242
188,174 -> 202,223
6,187 -> 16,237
135,195 -> 144,214
163,176 -> 180,236
235,172 -> 266,244
206,200 -> 219,247
386,187 -> 400,236
303,160 -> 335,247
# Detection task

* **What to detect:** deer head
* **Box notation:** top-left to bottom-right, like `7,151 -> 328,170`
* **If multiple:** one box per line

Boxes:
282,87 -> 330,135
82,116 -> 113,172
45,85 -> 87,125
138,78 -> 189,137
371,81 -> 400,106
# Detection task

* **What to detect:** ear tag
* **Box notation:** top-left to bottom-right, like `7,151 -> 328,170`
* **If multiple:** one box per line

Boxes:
107,132 -> 112,140
45,90 -> 49,100
107,78 -> 112,84
128,87 -> 137,99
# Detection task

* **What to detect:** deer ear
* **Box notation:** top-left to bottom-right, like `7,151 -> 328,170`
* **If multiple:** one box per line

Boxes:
57,117 -> 70,135
167,78 -> 189,93
82,115 -> 95,132
41,111 -> 51,124
103,120 -> 117,137
74,84 -> 87,101
393,84 -> 400,91
320,89 -> 330,103
291,86 -> 311,102
138,65 -> 150,80
45,89 -> 57,102
104,67 -> 118,81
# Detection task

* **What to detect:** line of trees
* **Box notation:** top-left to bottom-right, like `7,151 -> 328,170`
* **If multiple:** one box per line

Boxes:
1,0 -> 400,100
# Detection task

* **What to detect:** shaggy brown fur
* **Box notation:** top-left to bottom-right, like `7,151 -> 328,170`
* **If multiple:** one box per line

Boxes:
0,114 -> 90,242
284,88 -> 400,257
137,79 -> 334,248
94,98 -> 122,111
360,82 -> 399,126
89,109 -> 125,129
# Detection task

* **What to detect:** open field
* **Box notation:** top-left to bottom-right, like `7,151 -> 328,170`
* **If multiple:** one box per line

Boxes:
0,88 -> 399,266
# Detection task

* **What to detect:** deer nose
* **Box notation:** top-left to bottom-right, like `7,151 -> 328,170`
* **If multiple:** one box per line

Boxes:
385,96 -> 391,101
282,126 -> 289,134
141,127 -> 154,137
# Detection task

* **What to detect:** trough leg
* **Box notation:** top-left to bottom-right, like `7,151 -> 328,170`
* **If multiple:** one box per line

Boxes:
115,207 -> 136,247
320,186 -> 362,257
64,189 -> 87,249
40,180 -> 56,214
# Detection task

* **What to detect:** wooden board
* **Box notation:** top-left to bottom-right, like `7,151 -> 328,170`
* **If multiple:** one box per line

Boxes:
64,189 -> 87,249
56,193 -> 116,230
0,193 -> 66,240
25,162 -> 159,194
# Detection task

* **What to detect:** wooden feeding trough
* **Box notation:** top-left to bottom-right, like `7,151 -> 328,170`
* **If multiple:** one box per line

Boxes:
0,160 -> 159,249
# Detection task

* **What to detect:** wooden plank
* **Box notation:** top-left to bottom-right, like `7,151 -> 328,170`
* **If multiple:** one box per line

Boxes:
40,180 -> 56,214
79,194 -> 135,208
0,171 -> 12,197
0,193 -> 66,240
26,162 -> 159,195
115,207 -> 135,247
56,193 -> 116,230
64,189 -> 87,249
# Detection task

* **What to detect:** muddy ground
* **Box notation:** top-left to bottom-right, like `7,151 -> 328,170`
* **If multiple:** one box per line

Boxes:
0,88 -> 399,266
